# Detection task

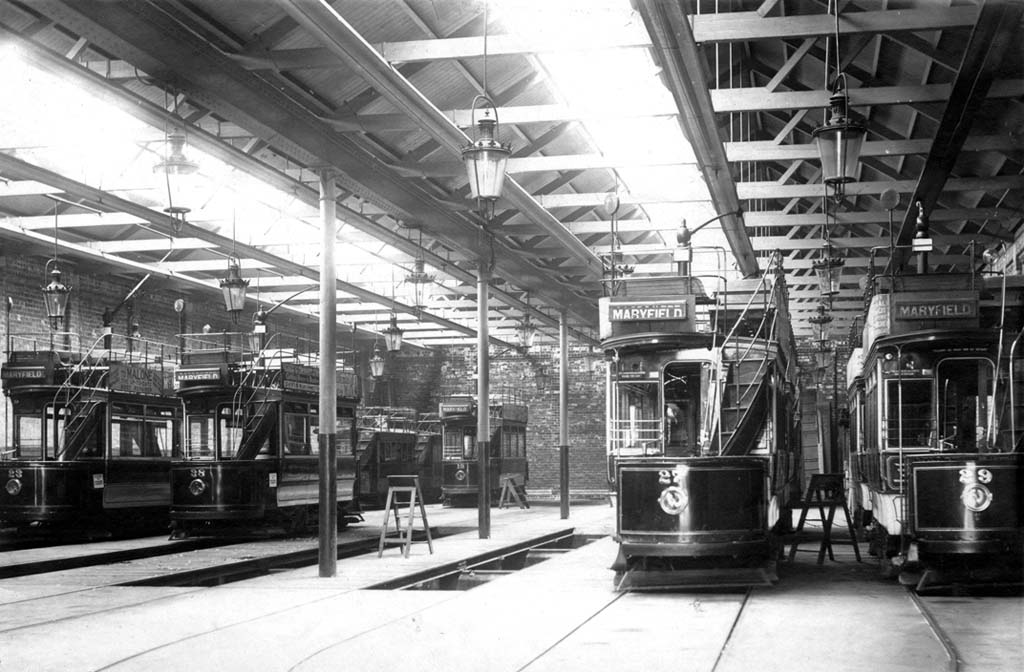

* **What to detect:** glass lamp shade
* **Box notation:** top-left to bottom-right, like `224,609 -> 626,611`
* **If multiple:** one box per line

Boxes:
518,321 -> 536,350
369,346 -> 386,378
219,260 -> 249,315
153,129 -> 200,215
383,314 -> 404,352
41,262 -> 70,328
405,258 -> 435,310
462,111 -> 511,201
813,255 -> 845,296
812,91 -> 866,185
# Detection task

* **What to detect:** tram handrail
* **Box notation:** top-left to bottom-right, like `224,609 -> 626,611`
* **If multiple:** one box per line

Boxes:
1009,328 -> 1024,450
713,251 -> 784,455
988,274 -> 1007,447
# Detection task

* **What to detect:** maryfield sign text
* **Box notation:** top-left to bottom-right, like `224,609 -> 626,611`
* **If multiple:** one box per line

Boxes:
608,300 -> 687,322
894,297 -> 977,320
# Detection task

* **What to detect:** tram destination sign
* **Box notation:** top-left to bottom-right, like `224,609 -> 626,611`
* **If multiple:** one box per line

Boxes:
599,297 -> 694,339
175,367 -> 223,383
893,292 -> 978,321
608,300 -> 687,321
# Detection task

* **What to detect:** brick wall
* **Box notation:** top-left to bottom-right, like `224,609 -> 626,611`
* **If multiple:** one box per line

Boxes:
434,345 -> 608,493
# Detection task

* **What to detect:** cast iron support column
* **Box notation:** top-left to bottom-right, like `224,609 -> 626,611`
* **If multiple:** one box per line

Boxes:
317,169 -> 338,577
559,309 -> 569,519
477,262 -> 491,538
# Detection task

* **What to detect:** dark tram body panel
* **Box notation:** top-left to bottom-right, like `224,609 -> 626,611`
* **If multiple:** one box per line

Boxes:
0,334 -> 181,529
848,272 -> 1024,587
908,454 -> 1022,554
169,332 -> 359,533
438,391 -> 528,504
617,458 -> 769,555
355,407 -> 439,508
603,258 -> 801,589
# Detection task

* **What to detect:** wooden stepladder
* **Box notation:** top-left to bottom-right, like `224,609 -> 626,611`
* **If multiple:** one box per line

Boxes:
787,473 -> 861,564
497,473 -> 529,509
377,475 -> 433,558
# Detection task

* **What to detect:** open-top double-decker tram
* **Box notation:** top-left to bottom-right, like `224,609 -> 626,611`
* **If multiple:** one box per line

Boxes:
438,388 -> 528,506
603,251 -> 802,590
355,406 -> 441,507
170,331 -> 360,536
1,331 -> 180,533
848,266 -> 1024,589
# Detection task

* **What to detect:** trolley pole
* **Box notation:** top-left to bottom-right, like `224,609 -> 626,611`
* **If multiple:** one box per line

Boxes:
317,169 -> 338,577
559,309 -> 570,519
477,261 -> 491,538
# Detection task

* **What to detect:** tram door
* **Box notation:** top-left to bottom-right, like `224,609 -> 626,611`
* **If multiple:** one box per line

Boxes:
662,362 -> 704,457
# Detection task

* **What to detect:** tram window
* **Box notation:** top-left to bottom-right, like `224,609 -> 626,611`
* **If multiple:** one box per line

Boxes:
15,415 -> 43,459
937,358 -> 993,452
611,381 -> 660,455
284,412 -> 318,456
111,416 -> 144,457
48,406 -> 70,459
442,429 -> 465,460
148,419 -> 176,458
219,406 -> 243,459
336,419 -> 353,454
187,415 -> 216,459
50,404 -> 97,460
309,424 -> 320,455
884,378 -> 932,449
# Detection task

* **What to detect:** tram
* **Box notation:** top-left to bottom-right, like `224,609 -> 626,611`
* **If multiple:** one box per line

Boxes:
848,268 -> 1024,589
0,332 -> 180,532
415,411 -> 443,501
169,331 -> 360,535
355,406 -> 442,507
603,251 -> 801,590
438,388 -> 528,506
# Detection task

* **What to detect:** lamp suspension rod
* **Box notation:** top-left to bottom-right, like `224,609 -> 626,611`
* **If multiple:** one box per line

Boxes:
52,200 -> 58,260
482,0 -> 489,95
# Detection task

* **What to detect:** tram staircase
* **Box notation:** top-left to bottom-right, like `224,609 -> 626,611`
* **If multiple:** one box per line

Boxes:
231,342 -> 285,459
715,357 -> 772,456
51,335 -> 113,453
707,254 -> 796,457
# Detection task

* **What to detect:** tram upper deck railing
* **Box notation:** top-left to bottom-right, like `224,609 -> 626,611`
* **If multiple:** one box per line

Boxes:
178,331 -> 319,366
2,332 -> 178,396
358,406 -> 419,433
6,332 -> 177,366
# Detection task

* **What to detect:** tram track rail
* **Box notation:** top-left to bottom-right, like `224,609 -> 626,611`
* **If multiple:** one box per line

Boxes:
711,588 -> 753,672
0,536 -> 232,579
366,528 -> 580,591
